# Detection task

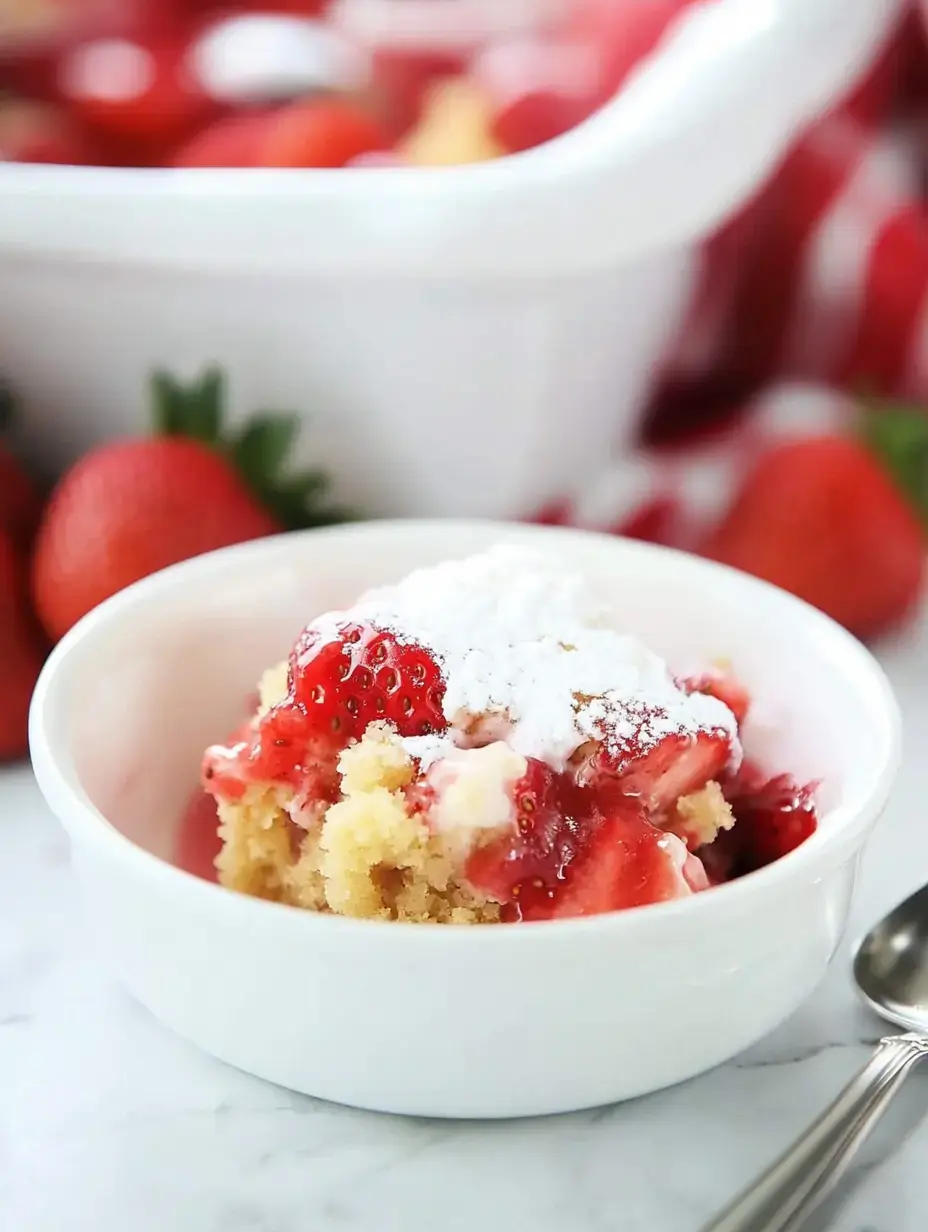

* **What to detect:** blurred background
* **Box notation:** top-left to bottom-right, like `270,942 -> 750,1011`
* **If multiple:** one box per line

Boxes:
2,0 -> 928,760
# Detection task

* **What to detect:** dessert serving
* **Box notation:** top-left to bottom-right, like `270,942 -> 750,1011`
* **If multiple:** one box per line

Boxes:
199,545 -> 818,924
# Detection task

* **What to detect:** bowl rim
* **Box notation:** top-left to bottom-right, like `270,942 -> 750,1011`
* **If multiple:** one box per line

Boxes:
29,518 -> 903,946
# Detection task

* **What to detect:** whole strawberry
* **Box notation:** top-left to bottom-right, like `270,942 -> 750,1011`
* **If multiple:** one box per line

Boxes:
702,406 -> 928,640
32,368 -> 349,642
0,528 -> 47,761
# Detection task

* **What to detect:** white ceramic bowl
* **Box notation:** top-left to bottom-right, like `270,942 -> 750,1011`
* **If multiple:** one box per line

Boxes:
29,521 -> 901,1119
0,0 -> 904,516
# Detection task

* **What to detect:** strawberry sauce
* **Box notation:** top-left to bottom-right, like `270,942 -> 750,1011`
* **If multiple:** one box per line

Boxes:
464,760 -> 692,922
697,760 -> 819,883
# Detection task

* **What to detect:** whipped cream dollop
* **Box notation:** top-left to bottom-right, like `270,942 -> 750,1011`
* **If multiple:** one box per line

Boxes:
308,545 -> 741,772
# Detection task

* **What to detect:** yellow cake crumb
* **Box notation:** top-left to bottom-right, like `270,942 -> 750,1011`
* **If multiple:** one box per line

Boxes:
214,723 -> 500,924
215,783 -> 297,901
664,780 -> 735,849
339,722 -> 416,794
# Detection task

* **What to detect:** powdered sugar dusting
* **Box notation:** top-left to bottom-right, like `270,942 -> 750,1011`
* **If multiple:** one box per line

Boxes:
307,546 -> 740,771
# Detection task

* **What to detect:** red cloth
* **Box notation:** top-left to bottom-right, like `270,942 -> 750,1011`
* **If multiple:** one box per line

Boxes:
556,5 -> 928,542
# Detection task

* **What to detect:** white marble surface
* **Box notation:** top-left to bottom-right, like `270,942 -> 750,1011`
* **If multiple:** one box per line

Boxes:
3,615 -> 928,1232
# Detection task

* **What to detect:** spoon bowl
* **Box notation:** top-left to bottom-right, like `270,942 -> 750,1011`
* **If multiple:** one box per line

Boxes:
854,884 -> 928,1034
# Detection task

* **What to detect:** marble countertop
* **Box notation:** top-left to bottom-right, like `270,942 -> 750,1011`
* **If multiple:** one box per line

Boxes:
4,618 -> 928,1232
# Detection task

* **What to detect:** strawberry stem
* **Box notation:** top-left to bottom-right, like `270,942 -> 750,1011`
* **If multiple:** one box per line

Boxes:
150,366 -> 355,530
859,397 -> 928,532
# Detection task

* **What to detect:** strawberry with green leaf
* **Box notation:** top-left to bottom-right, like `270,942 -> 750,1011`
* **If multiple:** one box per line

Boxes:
32,367 -> 351,642
702,400 -> 928,640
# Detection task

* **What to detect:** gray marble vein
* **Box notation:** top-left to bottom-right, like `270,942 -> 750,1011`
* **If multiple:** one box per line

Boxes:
3,610 -> 928,1231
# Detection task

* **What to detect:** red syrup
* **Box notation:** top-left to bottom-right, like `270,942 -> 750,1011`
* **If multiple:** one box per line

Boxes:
697,760 -> 819,883
465,759 -> 692,921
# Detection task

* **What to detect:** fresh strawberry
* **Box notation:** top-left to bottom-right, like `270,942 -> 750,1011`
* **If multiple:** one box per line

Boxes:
31,367 -> 348,642
702,419 -> 928,640
258,98 -> 389,168
32,435 -> 278,640
681,670 -> 751,727
0,528 -> 46,762
465,759 -> 697,922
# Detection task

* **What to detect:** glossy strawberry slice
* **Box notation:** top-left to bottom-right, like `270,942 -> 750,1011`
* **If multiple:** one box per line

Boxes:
545,806 -> 699,920
465,759 -> 588,914
464,759 -> 702,922
203,620 -> 448,798
585,729 -> 733,811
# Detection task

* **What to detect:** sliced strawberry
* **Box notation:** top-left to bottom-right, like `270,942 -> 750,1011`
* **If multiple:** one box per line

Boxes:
546,806 -> 697,920
681,670 -> 751,727
206,620 -> 449,799
464,760 -> 701,922
288,619 -> 447,741
581,729 -> 733,811
464,759 -> 588,912
620,731 -> 732,809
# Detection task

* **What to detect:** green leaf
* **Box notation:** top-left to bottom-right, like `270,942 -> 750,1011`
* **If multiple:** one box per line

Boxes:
150,364 -> 357,530
230,414 -> 300,488
860,397 -> 928,529
260,467 -> 357,530
186,366 -> 224,443
150,367 -> 224,443
150,370 -> 188,435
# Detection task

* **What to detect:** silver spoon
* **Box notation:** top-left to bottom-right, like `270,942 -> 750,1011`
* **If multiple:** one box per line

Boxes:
700,883 -> 928,1232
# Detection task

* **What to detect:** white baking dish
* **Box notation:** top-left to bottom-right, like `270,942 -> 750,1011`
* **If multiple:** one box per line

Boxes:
0,0 -> 904,515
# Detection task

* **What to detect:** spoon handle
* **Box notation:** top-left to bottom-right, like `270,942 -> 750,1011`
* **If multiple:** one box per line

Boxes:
699,1032 -> 928,1232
